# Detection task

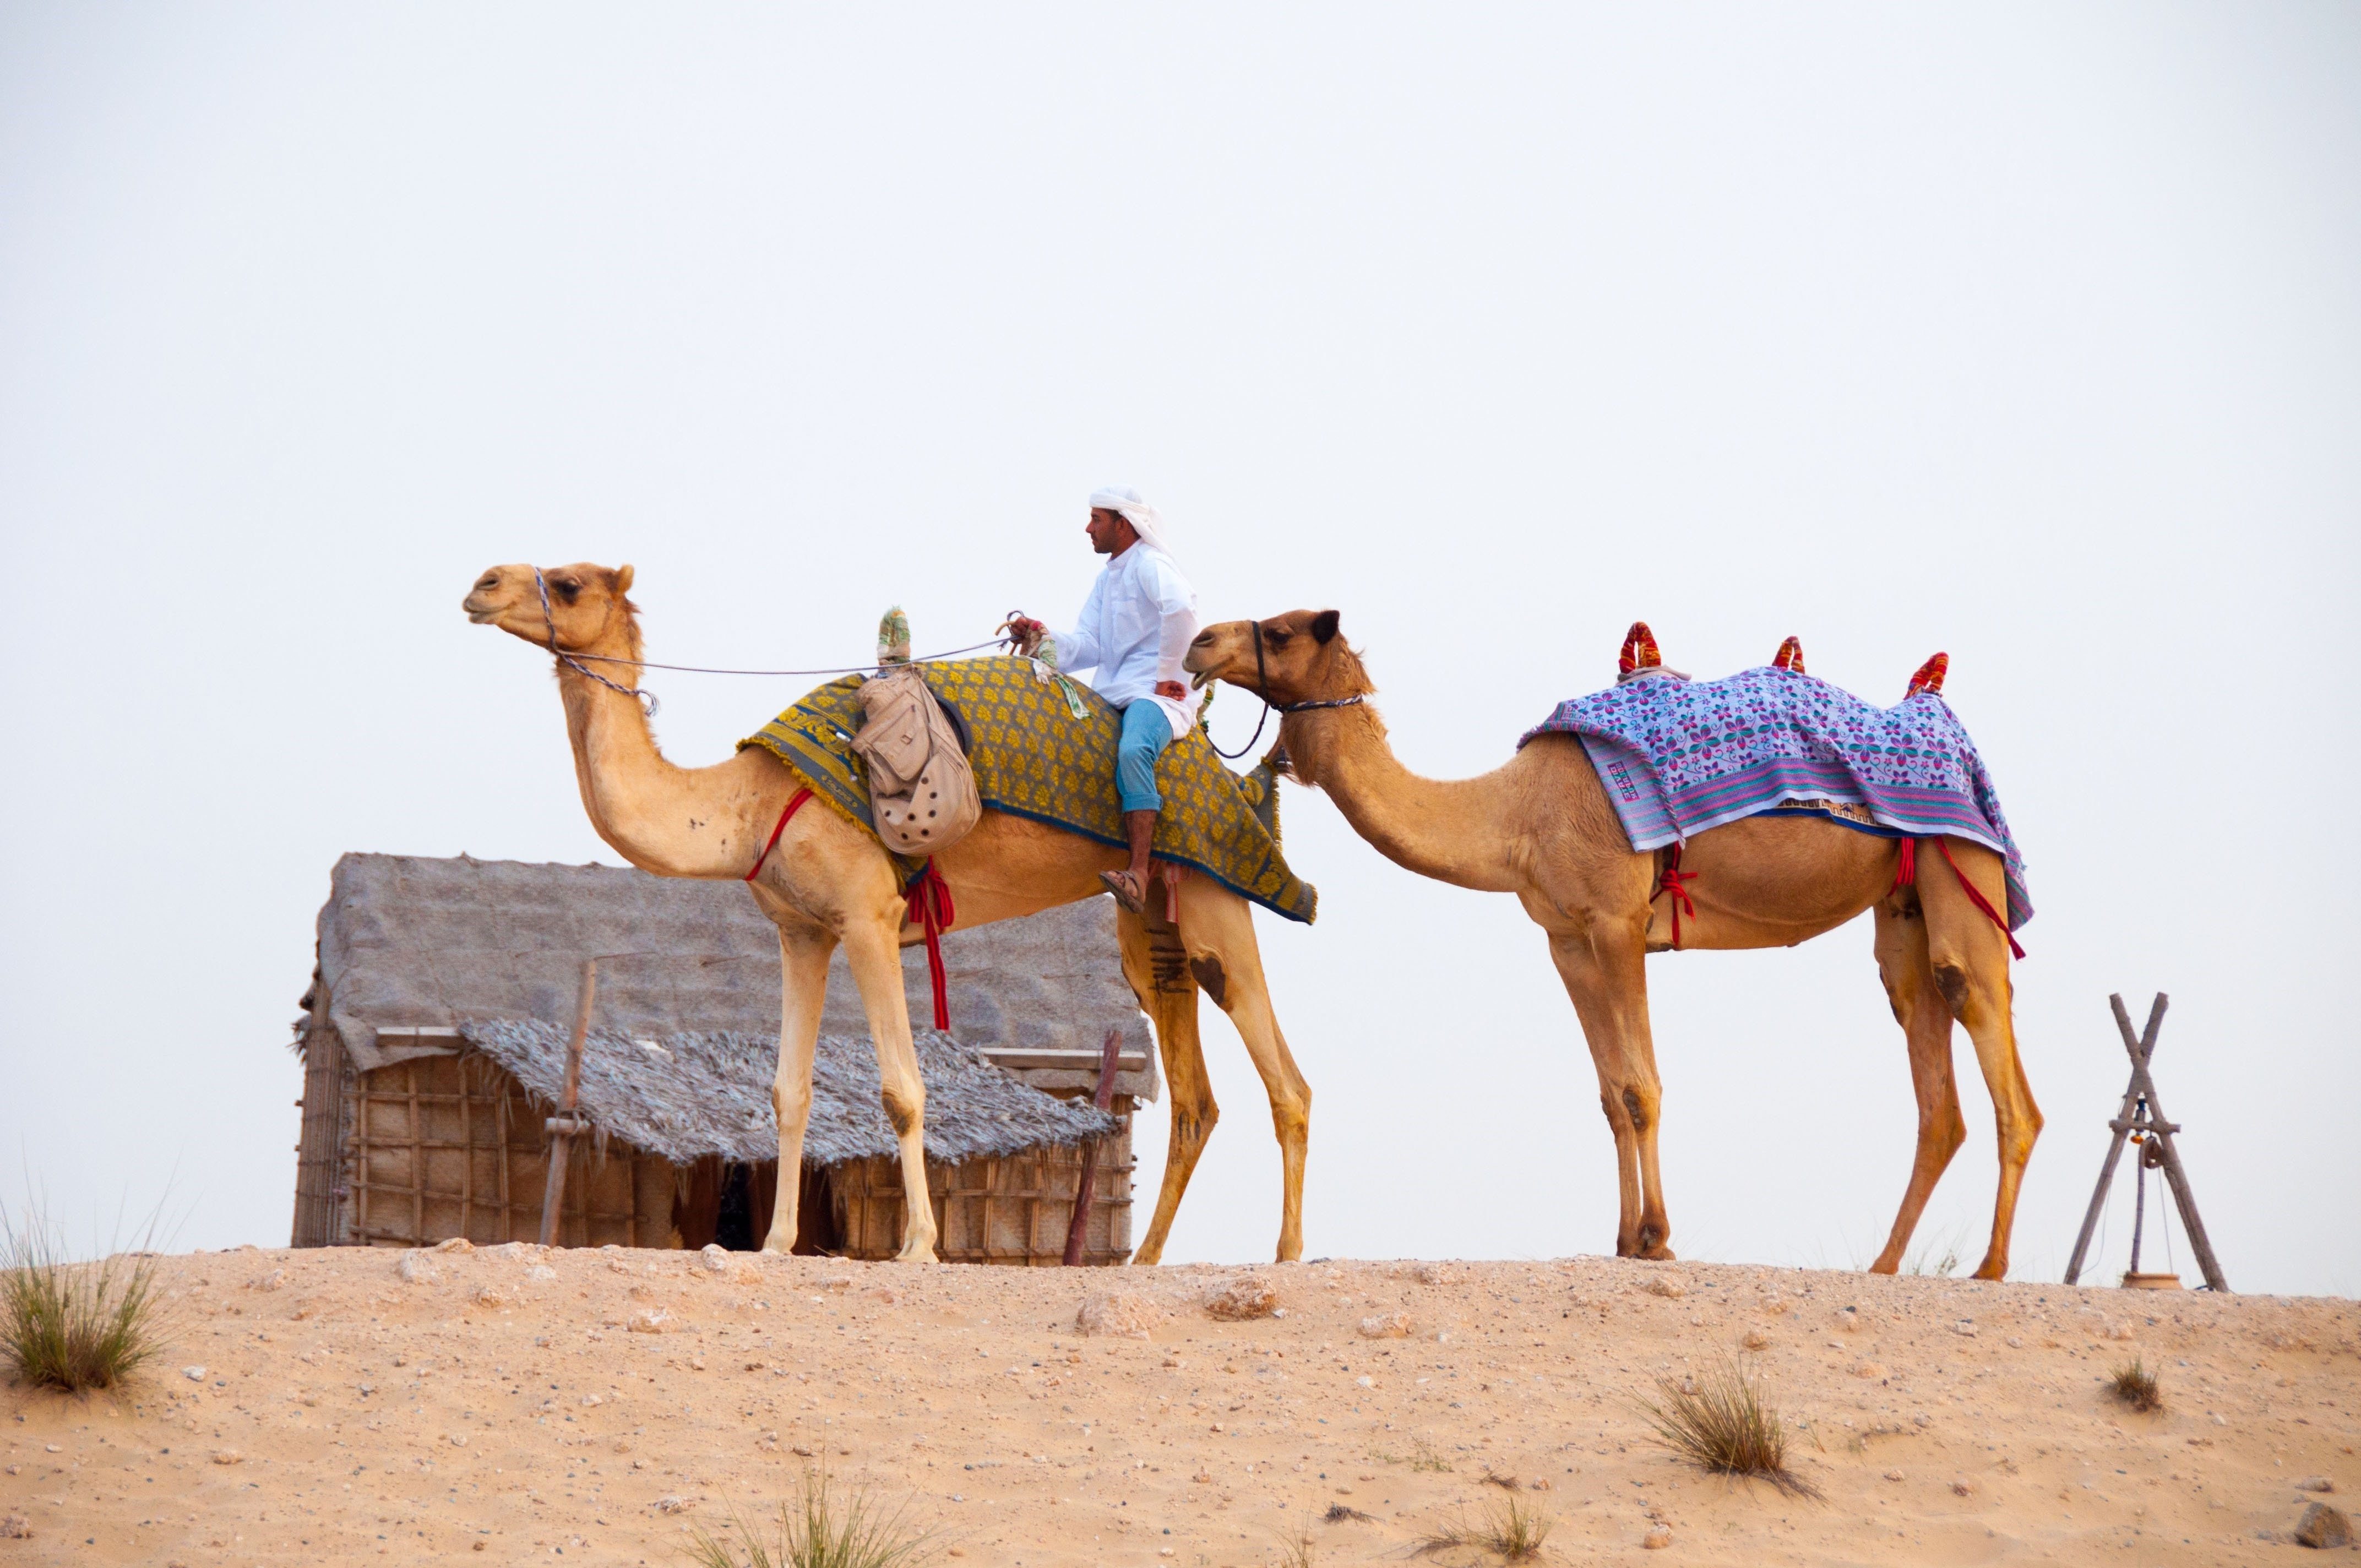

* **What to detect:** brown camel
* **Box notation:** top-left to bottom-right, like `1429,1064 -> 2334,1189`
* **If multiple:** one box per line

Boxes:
1185,611 -> 2041,1280
463,562 -> 1314,1263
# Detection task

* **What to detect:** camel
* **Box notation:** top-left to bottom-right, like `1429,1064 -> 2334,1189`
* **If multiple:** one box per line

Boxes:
462,562 -> 1314,1263
1184,611 -> 2041,1280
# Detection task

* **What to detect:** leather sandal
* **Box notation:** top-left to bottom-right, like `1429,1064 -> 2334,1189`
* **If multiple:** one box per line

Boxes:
1100,868 -> 1150,914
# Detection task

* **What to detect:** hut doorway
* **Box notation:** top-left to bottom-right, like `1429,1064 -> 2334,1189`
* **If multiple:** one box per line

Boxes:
677,1157 -> 844,1254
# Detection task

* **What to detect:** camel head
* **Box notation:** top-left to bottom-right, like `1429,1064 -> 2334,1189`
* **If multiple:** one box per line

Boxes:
463,562 -> 642,660
1185,610 -> 1372,708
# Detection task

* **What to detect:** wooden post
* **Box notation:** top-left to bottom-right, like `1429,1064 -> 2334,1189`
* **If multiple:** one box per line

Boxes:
2063,993 -> 2229,1293
1062,1027 -> 1125,1266
537,960 -> 598,1248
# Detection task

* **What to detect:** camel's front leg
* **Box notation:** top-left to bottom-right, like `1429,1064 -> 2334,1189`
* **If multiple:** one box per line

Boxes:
1117,902 -> 1215,1267
840,908 -> 940,1263
1867,896 -> 1967,1275
762,922 -> 839,1254
1546,922 -> 1674,1260
1174,879 -> 1310,1262
1920,839 -> 2041,1281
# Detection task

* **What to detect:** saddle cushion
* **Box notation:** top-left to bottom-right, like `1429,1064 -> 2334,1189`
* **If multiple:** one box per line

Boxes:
742,654 -> 1315,923
1521,665 -> 2031,929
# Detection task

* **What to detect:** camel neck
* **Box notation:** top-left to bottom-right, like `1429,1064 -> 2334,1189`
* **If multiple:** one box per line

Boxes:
555,658 -> 774,879
1281,704 -> 1525,893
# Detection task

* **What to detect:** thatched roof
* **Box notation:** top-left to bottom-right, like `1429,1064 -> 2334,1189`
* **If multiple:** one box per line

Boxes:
307,853 -> 1154,1086
459,1020 -> 1118,1168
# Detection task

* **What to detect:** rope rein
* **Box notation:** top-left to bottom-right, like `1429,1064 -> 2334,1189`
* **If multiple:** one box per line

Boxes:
537,569 -> 663,716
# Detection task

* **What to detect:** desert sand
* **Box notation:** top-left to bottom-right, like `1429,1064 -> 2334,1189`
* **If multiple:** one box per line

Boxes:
3,1244 -> 2354,1565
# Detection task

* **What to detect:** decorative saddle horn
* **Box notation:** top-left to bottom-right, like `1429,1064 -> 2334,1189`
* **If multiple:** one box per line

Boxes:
1618,621 -> 1663,677
1772,636 -> 1805,674
1906,651 -> 1949,698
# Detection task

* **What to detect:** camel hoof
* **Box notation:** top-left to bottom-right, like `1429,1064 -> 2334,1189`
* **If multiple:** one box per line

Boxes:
1866,1257 -> 1901,1277
1972,1260 -> 2007,1282
1639,1245 -> 1678,1262
894,1238 -> 940,1264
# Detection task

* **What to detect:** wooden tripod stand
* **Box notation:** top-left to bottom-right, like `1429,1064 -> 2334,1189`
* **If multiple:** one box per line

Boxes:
2062,993 -> 2229,1292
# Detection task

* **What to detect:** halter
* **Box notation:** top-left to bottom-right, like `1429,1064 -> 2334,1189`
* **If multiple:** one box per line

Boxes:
1207,619 -> 1366,760
536,569 -> 660,717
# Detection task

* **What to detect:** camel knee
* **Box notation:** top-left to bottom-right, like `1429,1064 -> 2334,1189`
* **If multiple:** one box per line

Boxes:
880,1085 -> 923,1139
1619,1084 -> 1659,1136
1268,1088 -> 1310,1146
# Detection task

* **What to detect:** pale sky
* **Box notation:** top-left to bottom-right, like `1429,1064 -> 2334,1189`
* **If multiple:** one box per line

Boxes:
3,6 -> 2354,1295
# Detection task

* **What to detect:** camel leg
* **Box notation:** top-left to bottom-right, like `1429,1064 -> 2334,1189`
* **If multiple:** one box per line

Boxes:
1866,897 -> 1967,1274
760,922 -> 839,1255
839,907 -> 940,1263
1919,839 -> 2042,1281
1546,924 -> 1673,1260
1174,879 -> 1312,1263
1118,901 -> 1215,1267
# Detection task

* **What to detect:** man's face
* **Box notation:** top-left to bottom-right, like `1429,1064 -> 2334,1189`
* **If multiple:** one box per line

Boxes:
1086,507 -> 1138,556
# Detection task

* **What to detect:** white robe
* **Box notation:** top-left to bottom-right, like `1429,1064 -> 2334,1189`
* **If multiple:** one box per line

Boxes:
1049,543 -> 1200,737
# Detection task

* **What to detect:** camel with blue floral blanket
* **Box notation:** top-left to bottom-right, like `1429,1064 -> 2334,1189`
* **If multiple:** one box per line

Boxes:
1187,612 -> 2042,1281
463,562 -> 1315,1266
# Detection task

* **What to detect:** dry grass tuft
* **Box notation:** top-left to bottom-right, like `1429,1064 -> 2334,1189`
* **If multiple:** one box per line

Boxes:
1267,1522 -> 1319,1567
1417,1491 -> 1553,1562
2,1206 -> 170,1393
1640,1353 -> 1820,1498
686,1466 -> 938,1568
2109,1357 -> 2163,1413
1322,1502 -> 1375,1523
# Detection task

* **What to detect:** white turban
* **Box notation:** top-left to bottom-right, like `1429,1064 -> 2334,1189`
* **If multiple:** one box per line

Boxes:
1090,485 -> 1171,557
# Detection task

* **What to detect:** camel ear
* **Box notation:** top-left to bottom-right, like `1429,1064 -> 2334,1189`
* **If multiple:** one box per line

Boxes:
1310,609 -> 1341,645
612,564 -> 635,594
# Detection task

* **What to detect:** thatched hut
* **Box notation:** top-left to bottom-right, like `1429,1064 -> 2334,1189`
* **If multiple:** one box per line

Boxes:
290,854 -> 1158,1262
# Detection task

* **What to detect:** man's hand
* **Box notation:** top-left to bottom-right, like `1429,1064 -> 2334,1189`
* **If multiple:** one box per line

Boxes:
1155,680 -> 1188,701
1000,613 -> 1047,658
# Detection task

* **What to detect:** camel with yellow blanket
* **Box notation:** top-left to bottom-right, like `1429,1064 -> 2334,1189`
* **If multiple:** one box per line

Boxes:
462,561 -> 1316,1264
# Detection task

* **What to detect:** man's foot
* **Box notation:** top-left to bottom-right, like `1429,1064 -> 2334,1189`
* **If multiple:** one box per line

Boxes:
1100,868 -> 1150,914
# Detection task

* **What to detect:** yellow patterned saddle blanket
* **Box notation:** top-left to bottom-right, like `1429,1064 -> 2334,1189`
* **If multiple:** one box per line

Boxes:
739,655 -> 1316,923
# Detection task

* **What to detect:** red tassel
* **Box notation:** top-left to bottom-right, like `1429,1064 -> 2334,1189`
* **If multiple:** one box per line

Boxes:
903,861 -> 958,1030
1773,636 -> 1806,674
1907,652 -> 1950,698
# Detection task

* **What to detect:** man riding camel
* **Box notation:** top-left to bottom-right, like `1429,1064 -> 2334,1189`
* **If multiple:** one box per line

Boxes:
1005,486 -> 1200,914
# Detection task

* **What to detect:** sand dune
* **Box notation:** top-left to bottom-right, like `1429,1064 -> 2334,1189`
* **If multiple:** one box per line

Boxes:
3,1246 -> 2353,1564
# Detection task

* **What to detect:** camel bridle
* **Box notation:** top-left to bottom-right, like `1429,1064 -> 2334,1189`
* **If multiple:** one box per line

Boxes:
1207,619 -> 1365,761
535,568 -> 661,717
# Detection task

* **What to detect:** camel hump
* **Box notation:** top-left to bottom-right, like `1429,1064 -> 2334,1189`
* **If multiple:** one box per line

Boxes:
1907,651 -> 1950,698
1618,621 -> 1663,676
1772,636 -> 1805,674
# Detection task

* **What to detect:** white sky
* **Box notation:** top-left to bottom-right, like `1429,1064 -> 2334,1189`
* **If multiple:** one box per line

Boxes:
2,6 -> 2354,1295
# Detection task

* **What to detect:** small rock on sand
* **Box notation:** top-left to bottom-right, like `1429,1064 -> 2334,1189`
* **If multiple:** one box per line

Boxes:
0,1514 -> 30,1539
627,1309 -> 671,1334
526,1264 -> 557,1282
1951,1477 -> 1977,1497
182,1365 -> 206,1381
2294,1502 -> 2350,1549
699,1244 -> 731,1273
2295,1477 -> 2335,1493
434,1237 -> 474,1254
396,1252 -> 437,1285
1204,1275 -> 1280,1321
211,1450 -> 242,1466
249,1268 -> 285,1293
1883,1468 -> 1906,1482
1358,1312 -> 1413,1340
473,1286 -> 511,1308
1642,1523 -> 1674,1549
1742,1329 -> 1772,1350
1076,1288 -> 1163,1339
1643,1275 -> 1687,1299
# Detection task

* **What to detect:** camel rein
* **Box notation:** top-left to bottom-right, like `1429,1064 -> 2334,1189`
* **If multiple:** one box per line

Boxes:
531,569 -> 1004,713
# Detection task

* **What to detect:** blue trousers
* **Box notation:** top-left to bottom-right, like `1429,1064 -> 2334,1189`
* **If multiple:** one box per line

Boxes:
1117,700 -> 1173,814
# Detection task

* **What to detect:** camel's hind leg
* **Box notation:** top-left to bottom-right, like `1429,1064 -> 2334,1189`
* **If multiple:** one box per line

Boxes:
1867,895 -> 1968,1274
1546,922 -> 1673,1260
1172,877 -> 1312,1262
760,921 -> 839,1255
1918,838 -> 2042,1280
1119,901 -> 1215,1267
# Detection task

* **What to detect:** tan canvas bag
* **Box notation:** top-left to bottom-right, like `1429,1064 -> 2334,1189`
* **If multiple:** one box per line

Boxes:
848,665 -> 981,857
